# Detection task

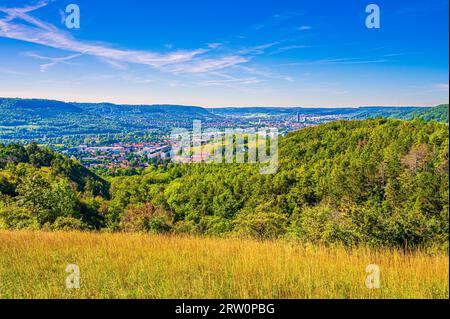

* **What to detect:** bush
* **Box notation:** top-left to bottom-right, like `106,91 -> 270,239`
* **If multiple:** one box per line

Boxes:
172,220 -> 198,234
233,202 -> 288,240
147,215 -> 172,234
287,203 -> 359,246
52,216 -> 88,231
120,203 -> 171,233
199,216 -> 233,236
0,204 -> 37,230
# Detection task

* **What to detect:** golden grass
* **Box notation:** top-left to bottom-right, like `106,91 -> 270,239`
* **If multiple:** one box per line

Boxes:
0,230 -> 448,299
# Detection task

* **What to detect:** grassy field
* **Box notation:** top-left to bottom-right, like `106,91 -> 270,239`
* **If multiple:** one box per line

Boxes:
0,230 -> 448,299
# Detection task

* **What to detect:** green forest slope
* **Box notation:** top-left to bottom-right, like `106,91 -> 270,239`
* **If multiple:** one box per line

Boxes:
401,104 -> 449,123
1,119 -> 448,249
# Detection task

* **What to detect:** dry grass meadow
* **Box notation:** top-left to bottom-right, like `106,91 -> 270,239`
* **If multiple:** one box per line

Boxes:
0,230 -> 448,299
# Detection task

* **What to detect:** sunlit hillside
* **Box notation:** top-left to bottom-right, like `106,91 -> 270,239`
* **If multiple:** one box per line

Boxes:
0,231 -> 448,299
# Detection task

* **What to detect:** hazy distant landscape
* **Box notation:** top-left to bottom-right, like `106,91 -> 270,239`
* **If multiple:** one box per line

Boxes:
1,97 -> 447,145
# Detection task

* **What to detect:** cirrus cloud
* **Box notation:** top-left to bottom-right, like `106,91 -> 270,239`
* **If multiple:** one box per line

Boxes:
0,1 -> 248,74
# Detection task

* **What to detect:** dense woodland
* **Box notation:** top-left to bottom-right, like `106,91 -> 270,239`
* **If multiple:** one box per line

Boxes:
0,115 -> 448,249
401,104 -> 449,123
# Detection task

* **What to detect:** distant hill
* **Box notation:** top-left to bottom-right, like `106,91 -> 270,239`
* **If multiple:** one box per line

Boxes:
75,102 -> 212,117
0,98 -> 447,147
0,98 -> 213,120
208,106 -> 428,119
0,98 -> 218,145
0,98 -> 82,119
404,104 -> 449,123
359,104 -> 448,123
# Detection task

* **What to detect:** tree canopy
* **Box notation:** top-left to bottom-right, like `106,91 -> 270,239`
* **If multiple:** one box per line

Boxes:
0,118 -> 448,249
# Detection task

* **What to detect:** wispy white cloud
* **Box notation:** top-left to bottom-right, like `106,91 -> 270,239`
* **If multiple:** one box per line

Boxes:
271,44 -> 310,55
238,42 -> 281,55
23,51 -> 84,72
0,1 -> 297,89
251,11 -> 303,32
298,25 -> 312,31
98,58 -> 128,71
274,11 -> 304,20
0,1 -> 56,32
233,65 -> 294,82
383,53 -> 403,57
207,43 -> 222,49
169,56 -> 250,74
200,77 -> 263,87
284,57 -> 388,66
0,1 -> 247,74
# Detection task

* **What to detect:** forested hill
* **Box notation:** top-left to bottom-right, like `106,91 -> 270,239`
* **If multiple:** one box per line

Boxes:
1,118 -> 448,249
152,118 -> 448,247
403,104 -> 448,123
0,98 -> 82,115
1,98 -> 447,146
0,98 -> 217,144
0,98 -> 212,118
1,98 -> 446,122
0,142 -> 109,197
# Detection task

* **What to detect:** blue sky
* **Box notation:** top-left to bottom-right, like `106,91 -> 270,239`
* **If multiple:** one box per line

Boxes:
0,0 -> 448,107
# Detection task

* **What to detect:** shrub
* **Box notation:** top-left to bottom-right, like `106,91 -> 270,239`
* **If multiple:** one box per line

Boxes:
0,204 -> 37,230
172,220 -> 198,234
120,203 -> 171,233
52,216 -> 88,231
287,203 -> 359,246
199,216 -> 233,236
233,202 -> 288,240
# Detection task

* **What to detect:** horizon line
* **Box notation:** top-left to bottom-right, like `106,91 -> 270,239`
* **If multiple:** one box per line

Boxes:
0,95 -> 443,109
